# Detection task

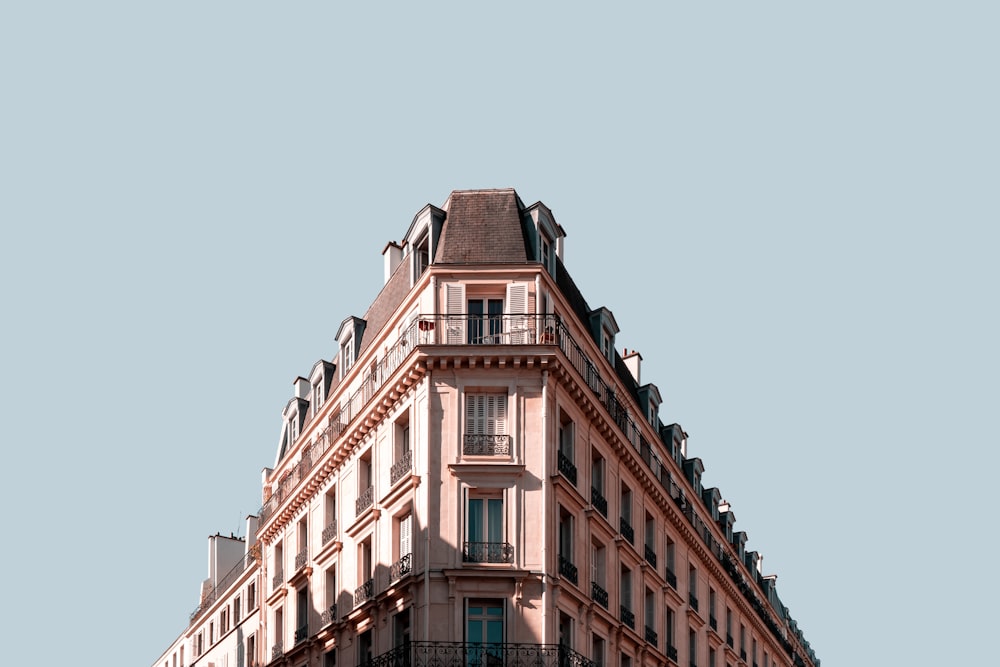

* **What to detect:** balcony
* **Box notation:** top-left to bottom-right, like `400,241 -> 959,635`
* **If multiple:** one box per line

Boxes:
740,650 -> 747,662
463,541 -> 514,563
295,623 -> 308,644
558,555 -> 578,585
322,519 -> 338,545
320,604 -> 337,626
644,625 -> 658,647
666,645 -> 678,662
463,434 -> 511,456
359,642 -> 596,667
590,487 -> 608,517
726,635 -> 734,648
557,451 -> 577,485
271,642 -> 283,661
619,517 -> 634,544
272,570 -> 284,593
354,578 -> 374,606
295,548 -> 308,571
709,616 -> 717,631
689,594 -> 699,612
665,568 -> 677,589
620,605 -> 635,629
391,450 -> 412,485
591,582 -> 609,608
644,544 -> 657,568
390,552 -> 413,582
356,485 -> 374,516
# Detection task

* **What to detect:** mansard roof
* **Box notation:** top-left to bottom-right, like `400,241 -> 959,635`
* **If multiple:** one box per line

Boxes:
435,188 -> 532,264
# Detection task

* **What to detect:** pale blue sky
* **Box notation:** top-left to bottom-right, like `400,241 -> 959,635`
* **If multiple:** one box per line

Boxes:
2,3 -> 997,666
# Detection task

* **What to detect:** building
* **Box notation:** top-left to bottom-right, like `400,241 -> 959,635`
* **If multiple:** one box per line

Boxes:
153,188 -> 819,667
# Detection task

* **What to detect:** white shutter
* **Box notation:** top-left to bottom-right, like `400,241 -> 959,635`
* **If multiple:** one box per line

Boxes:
490,394 -> 507,435
505,283 -> 529,343
400,513 -> 412,557
446,283 -> 466,344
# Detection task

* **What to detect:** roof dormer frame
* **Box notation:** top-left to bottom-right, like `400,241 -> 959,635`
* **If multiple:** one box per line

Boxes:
524,201 -> 566,277
335,316 -> 367,381
401,204 -> 445,286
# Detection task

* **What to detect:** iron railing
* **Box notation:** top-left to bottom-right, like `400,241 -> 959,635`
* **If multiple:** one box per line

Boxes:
272,570 -> 284,592
321,604 -> 337,626
620,517 -> 634,544
645,625 -> 658,646
354,578 -> 374,606
644,545 -> 657,568
463,541 -> 514,563
666,645 -> 678,662
390,450 -> 412,484
591,581 -> 608,608
390,552 -> 413,582
463,434 -> 511,456
665,568 -> 677,589
591,487 -> 607,517
295,623 -> 308,644
271,642 -> 283,661
558,555 -> 578,584
359,642 -> 595,667
322,519 -> 338,545
356,485 -> 374,516
295,548 -> 308,570
557,451 -> 577,484
620,605 -> 635,629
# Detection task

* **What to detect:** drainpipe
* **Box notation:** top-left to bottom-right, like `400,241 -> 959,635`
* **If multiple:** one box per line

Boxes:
424,369 -> 431,644
540,368 -> 550,645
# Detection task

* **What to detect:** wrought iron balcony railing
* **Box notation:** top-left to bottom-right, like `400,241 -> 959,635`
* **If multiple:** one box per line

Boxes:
356,485 -> 374,516
189,550 -> 257,623
271,642 -> 283,660
463,434 -> 511,456
620,517 -> 634,544
709,616 -> 717,631
272,570 -> 284,592
591,581 -> 609,608
359,642 -> 596,667
322,519 -> 338,545
320,603 -> 337,626
295,548 -> 308,570
558,555 -> 578,584
463,541 -> 514,563
354,578 -> 374,606
666,645 -> 678,662
620,605 -> 635,629
390,449 -> 412,485
390,552 -> 413,582
665,568 -> 677,589
726,635 -> 734,648
295,623 -> 308,644
645,625 -> 658,646
644,545 -> 657,568
591,487 -> 607,517
557,451 -> 577,484
689,594 -> 699,612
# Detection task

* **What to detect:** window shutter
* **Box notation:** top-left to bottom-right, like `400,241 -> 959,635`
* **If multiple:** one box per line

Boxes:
505,283 -> 530,343
400,514 -> 412,557
446,283 -> 466,344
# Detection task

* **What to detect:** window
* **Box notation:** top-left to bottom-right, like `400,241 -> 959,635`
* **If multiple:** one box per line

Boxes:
540,230 -> 554,274
644,511 -> 656,566
356,450 -> 374,516
220,607 -> 229,634
688,629 -> 697,667
666,607 -> 676,653
312,380 -> 324,415
558,506 -> 576,584
358,629 -> 373,667
323,486 -> 337,545
273,541 -> 284,590
274,607 -> 283,648
558,409 -> 576,484
689,565 -> 698,611
392,412 -> 412,484
357,537 -> 373,601
234,595 -> 241,624
601,327 -> 614,362
247,581 -> 256,611
726,608 -> 733,646
246,636 -> 254,667
467,599 -> 504,665
665,536 -> 676,586
592,635 -> 605,667
620,565 -> 633,628
464,392 -> 509,455
324,567 -> 337,623
209,621 -> 214,645
393,512 -> 413,580
645,588 -> 657,646
394,609 -> 411,649
559,611 -> 573,649
341,335 -> 355,375
296,516 -> 308,569
621,653 -> 631,667
620,483 -> 633,543
468,298 -> 504,344
296,586 -> 309,643
414,232 -> 430,280
591,451 -> 607,515
709,588 -> 716,628
708,647 -> 716,667
465,491 -> 509,562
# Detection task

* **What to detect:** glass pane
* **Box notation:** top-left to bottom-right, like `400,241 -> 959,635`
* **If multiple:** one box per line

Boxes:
469,499 -> 483,542
487,499 -> 502,543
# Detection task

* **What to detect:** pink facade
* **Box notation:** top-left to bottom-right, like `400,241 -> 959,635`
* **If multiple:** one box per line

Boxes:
155,189 -> 817,667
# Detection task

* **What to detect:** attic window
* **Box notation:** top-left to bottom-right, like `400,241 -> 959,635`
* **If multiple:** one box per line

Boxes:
312,381 -> 324,414
601,327 -> 614,363
341,335 -> 355,376
414,232 -> 430,280
540,230 -> 555,275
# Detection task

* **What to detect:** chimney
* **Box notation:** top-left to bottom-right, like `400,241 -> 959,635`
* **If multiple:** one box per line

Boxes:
383,241 -> 403,284
623,348 -> 642,384
293,376 -> 309,400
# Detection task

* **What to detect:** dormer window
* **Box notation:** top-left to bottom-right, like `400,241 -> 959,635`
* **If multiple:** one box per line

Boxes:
601,327 -> 613,362
588,308 -> 620,366
341,335 -> 354,375
312,381 -> 324,413
414,232 -> 430,280
540,230 -> 555,275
